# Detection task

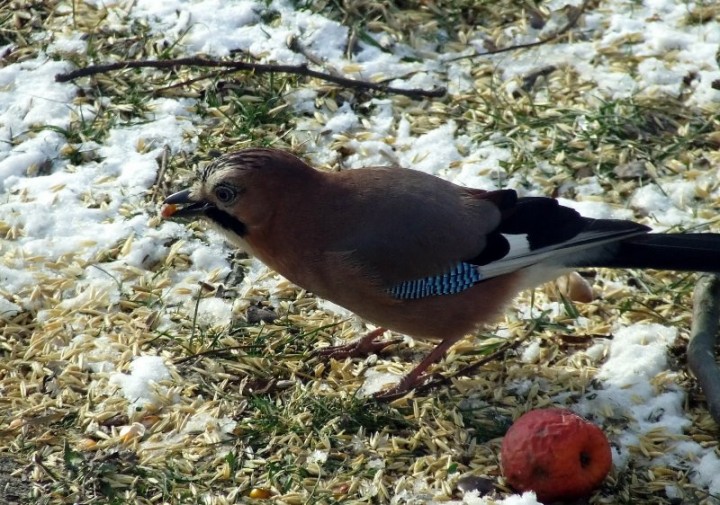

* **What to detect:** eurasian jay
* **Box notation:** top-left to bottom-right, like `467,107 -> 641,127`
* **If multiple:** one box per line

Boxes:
162,148 -> 720,397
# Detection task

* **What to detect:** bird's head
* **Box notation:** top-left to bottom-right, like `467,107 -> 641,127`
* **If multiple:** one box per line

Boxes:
161,148 -> 318,240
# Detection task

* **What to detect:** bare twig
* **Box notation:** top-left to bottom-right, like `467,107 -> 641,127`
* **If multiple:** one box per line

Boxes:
173,344 -> 265,365
421,322 -> 538,393
449,0 -> 592,62
54,57 -> 446,99
519,65 -> 558,93
151,68 -> 237,95
286,35 -> 344,78
687,274 -> 720,424
378,323 -> 537,402
425,339 -> 521,389
151,145 -> 171,199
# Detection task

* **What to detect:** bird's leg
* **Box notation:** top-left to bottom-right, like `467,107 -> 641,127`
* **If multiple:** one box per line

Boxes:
374,335 -> 463,400
315,327 -> 400,359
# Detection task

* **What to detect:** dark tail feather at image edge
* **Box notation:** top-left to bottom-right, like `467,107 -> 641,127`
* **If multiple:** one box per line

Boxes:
589,234 -> 720,273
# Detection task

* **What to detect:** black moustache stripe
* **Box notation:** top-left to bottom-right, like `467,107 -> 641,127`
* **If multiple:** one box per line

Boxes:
205,207 -> 248,237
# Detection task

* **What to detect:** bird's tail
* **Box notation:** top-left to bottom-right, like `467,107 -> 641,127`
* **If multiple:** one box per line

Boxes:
585,233 -> 720,273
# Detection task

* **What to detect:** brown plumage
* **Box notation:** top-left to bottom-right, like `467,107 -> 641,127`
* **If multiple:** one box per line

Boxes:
163,148 -> 720,397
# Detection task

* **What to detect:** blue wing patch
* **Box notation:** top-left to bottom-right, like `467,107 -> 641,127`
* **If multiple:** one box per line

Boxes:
387,262 -> 484,300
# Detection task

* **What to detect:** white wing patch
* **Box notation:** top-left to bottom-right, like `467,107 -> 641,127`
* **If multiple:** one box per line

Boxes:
477,228 -> 648,280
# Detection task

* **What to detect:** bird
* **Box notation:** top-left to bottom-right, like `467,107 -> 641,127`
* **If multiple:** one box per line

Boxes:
162,147 -> 720,398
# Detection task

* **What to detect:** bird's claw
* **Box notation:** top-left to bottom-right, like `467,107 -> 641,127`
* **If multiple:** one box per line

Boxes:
372,372 -> 441,401
314,337 -> 402,360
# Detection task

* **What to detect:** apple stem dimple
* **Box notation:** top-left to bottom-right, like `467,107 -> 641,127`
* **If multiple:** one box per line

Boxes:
580,451 -> 591,468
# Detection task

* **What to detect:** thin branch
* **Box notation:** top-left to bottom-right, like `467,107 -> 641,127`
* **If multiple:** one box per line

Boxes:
151,144 -> 171,200
378,323 -> 537,402
448,0 -> 592,62
54,57 -> 446,99
428,340 -> 521,388
173,344 -> 265,365
151,68 -> 237,95
286,35 -> 344,78
687,274 -> 720,424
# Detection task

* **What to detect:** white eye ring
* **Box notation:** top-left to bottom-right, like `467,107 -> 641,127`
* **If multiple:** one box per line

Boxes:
214,186 -> 236,204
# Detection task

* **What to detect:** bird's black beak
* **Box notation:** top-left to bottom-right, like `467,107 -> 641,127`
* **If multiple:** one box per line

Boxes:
161,189 -> 214,219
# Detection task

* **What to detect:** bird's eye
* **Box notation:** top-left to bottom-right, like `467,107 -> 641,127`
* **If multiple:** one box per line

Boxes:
214,186 -> 236,204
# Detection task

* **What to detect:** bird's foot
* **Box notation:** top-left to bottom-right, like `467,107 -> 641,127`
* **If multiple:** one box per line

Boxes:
315,328 -> 401,360
373,372 -> 439,401
372,383 -> 413,401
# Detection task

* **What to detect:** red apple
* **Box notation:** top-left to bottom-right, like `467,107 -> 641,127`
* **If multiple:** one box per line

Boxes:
500,408 -> 612,503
